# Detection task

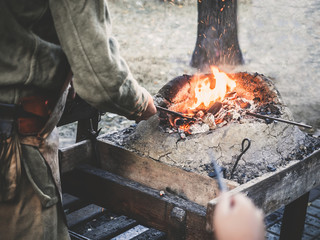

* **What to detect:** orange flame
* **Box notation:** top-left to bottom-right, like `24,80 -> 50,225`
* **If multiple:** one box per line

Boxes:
190,67 -> 236,110
167,67 -> 236,133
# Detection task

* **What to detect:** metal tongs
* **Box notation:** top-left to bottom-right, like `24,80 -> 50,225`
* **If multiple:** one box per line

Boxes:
156,102 -> 223,122
156,106 -> 196,121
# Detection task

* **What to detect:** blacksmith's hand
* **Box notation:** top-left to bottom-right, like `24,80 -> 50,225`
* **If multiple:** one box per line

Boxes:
213,192 -> 265,240
135,93 -> 157,123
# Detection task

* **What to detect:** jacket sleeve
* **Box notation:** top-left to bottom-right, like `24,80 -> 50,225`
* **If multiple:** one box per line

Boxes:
49,0 -> 149,118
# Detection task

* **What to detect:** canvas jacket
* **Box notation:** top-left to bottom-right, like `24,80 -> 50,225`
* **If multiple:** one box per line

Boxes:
0,0 -> 149,205
0,0 -> 149,118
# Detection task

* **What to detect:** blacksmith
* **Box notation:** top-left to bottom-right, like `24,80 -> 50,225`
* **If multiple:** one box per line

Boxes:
0,0 -> 156,239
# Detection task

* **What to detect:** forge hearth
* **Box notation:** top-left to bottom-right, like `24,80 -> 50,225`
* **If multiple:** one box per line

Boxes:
103,71 -> 313,184
156,69 -> 282,135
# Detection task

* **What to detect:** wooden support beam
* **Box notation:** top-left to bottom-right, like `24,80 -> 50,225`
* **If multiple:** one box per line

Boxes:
167,207 -> 186,240
131,228 -> 166,240
62,193 -> 88,214
279,192 -> 310,240
62,165 -> 212,240
82,216 -> 137,239
206,149 -> 320,233
59,140 -> 94,174
67,204 -> 105,228
98,139 -> 238,207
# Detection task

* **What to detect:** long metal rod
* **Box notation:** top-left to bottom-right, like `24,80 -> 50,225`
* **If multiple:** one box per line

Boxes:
246,112 -> 312,129
156,106 -> 196,121
211,153 -> 228,193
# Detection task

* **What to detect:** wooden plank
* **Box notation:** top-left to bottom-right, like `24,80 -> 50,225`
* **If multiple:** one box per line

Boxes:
266,231 -> 280,239
305,214 -> 320,234
301,233 -> 313,240
267,222 -> 282,236
309,185 -> 320,201
59,140 -> 94,174
83,216 -> 137,239
185,210 -> 212,240
311,199 -> 320,209
62,165 -> 209,240
97,139 -> 238,207
206,149 -> 320,233
307,206 -> 320,218
62,193 -> 80,209
265,208 -> 284,228
306,213 -> 320,228
131,228 -> 166,240
62,193 -> 88,214
302,223 -> 319,239
67,204 -> 105,228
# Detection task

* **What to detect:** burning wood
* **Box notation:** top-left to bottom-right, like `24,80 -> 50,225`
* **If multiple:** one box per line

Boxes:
156,68 -> 281,135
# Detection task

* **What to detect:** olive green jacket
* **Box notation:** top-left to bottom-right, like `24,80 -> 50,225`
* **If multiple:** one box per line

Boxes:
0,0 -> 149,118
0,0 -> 149,206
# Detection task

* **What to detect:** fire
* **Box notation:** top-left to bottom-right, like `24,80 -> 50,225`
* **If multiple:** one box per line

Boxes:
166,67 -> 237,134
190,67 -> 236,110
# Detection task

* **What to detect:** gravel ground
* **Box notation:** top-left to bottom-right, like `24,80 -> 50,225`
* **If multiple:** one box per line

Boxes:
59,0 -> 320,147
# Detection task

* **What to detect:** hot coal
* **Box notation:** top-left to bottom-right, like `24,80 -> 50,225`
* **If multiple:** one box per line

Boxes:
155,72 -> 282,135
267,165 -> 277,172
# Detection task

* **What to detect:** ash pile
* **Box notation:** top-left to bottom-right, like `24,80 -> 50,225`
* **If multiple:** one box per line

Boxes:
101,70 -> 319,184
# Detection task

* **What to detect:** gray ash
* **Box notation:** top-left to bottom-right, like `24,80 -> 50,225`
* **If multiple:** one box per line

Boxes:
286,134 -> 320,161
202,134 -> 320,184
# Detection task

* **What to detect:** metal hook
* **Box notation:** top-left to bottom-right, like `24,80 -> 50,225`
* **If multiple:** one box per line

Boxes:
230,138 -> 251,178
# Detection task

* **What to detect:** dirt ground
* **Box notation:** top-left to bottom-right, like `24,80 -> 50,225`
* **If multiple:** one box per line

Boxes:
108,0 -> 198,94
59,0 -> 320,146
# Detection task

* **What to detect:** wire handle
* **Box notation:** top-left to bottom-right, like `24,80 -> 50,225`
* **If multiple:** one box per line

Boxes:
230,138 -> 251,178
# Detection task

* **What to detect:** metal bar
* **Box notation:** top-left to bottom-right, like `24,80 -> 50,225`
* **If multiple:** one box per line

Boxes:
156,106 -> 196,121
246,112 -> 312,129
211,153 -> 228,193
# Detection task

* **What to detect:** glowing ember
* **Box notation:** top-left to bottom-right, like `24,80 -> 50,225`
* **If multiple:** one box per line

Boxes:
190,67 -> 236,110
165,67 -> 237,133
157,71 -> 281,135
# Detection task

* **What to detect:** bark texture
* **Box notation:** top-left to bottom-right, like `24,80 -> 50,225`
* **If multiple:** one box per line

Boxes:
191,0 -> 244,71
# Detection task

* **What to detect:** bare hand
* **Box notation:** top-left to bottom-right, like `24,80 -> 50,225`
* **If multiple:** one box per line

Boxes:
135,94 -> 157,122
213,193 -> 265,240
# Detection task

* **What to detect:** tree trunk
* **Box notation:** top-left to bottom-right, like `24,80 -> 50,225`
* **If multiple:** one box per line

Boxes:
190,0 -> 243,71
